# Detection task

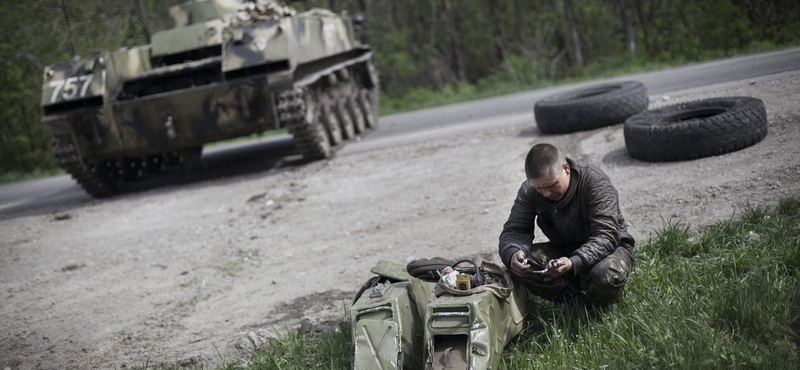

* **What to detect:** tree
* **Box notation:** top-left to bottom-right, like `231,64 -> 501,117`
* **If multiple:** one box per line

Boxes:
443,0 -> 466,82
563,0 -> 584,65
620,0 -> 636,55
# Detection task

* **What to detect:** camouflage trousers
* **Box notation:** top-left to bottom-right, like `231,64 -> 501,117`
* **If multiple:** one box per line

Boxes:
512,243 -> 634,306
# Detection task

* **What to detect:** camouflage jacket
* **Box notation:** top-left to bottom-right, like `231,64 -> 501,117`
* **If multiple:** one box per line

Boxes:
498,158 -> 635,273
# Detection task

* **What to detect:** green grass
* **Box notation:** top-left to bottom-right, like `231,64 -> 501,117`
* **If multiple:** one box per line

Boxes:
378,42 -> 800,115
233,325 -> 353,370
173,198 -> 797,370
121,324 -> 354,370
500,198 -> 800,369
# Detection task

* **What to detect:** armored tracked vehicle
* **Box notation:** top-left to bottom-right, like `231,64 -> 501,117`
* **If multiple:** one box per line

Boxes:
41,0 -> 379,197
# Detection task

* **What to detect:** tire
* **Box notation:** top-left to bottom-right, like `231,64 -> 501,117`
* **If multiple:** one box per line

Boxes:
624,96 -> 768,162
534,80 -> 648,133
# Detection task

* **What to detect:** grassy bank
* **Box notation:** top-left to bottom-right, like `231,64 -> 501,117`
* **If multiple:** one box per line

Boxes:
501,198 -> 800,369
0,167 -> 64,185
378,42 -> 797,115
185,197 -> 799,370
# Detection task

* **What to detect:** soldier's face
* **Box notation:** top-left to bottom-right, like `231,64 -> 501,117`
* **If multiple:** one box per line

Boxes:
529,162 -> 571,201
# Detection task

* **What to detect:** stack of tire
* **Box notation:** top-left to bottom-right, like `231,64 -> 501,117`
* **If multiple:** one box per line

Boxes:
533,81 -> 768,161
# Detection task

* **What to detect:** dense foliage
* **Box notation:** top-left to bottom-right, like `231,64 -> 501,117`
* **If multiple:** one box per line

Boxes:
1,0 -> 799,176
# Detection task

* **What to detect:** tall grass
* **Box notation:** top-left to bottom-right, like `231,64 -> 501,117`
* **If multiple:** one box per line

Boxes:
148,198 -> 799,369
238,326 -> 352,370
502,198 -> 800,369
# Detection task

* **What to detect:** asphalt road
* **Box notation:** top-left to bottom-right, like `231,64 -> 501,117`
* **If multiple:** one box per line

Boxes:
1,47 -> 798,217
368,46 -> 800,139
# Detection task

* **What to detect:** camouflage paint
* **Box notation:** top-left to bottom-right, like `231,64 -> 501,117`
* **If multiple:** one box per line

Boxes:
168,0 -> 244,28
40,0 -> 369,163
41,56 -> 106,108
151,19 -> 226,58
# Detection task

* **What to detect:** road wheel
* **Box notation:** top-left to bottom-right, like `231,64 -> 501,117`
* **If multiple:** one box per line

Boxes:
347,95 -> 367,134
624,96 -> 768,161
322,104 -> 343,146
534,80 -> 648,133
358,89 -> 378,129
280,87 -> 331,160
335,98 -> 356,140
301,103 -> 332,160
310,110 -> 332,159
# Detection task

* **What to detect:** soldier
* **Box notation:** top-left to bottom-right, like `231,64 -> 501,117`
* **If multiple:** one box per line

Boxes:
499,143 -> 635,307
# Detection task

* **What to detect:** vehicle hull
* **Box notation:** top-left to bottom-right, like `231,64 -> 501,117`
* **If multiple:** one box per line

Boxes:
40,2 -> 378,197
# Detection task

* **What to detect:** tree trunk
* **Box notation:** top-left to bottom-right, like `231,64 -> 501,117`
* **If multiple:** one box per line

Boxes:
61,0 -> 78,58
563,0 -> 583,65
633,0 -> 651,57
355,0 -> 369,44
443,0 -> 466,82
620,0 -> 636,55
514,0 -> 524,41
489,0 -> 520,85
136,0 -> 152,44
429,0 -> 438,45
487,0 -> 506,62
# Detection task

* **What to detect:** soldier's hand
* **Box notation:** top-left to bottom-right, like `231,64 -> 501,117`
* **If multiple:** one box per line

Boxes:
510,250 -> 530,277
546,257 -> 572,277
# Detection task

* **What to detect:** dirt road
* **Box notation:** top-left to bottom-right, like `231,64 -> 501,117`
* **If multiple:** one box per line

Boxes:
1,71 -> 798,369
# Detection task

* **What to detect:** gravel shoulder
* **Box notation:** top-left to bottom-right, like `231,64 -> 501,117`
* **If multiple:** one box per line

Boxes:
1,71 -> 798,369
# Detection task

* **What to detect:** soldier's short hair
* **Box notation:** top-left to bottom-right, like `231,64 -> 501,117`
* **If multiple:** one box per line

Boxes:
524,143 -> 565,179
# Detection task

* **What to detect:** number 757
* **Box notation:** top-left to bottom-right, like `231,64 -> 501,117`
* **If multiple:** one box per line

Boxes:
49,75 -> 94,103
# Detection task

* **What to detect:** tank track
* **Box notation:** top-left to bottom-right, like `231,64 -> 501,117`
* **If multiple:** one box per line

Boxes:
276,57 -> 379,161
57,58 -> 378,196
52,134 -> 115,198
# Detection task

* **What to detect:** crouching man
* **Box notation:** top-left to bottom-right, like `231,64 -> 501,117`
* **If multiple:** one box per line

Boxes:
499,143 -> 635,307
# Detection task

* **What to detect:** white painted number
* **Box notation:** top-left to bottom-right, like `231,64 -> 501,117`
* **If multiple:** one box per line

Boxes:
62,76 -> 79,100
48,75 -> 94,103
79,75 -> 93,97
49,79 -> 65,103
